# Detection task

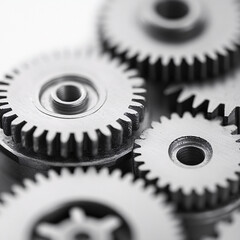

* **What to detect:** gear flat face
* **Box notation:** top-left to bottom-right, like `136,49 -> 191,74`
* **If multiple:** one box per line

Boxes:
0,50 -> 146,160
134,113 -> 240,211
99,0 -> 240,82
204,211 -> 240,240
0,169 -> 182,240
166,67 -> 240,127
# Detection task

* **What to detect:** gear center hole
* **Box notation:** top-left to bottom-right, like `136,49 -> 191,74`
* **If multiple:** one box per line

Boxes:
75,233 -> 91,240
176,146 -> 205,166
155,0 -> 189,20
56,84 -> 81,102
169,136 -> 213,168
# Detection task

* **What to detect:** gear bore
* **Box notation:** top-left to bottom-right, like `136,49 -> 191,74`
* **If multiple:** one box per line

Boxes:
99,0 -> 240,82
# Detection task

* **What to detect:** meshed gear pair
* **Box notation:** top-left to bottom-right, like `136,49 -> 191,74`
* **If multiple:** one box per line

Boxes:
99,0 -> 240,82
0,50 -> 147,168
204,210 -> 240,240
165,66 -> 240,128
0,168 -> 183,240
134,113 -> 240,211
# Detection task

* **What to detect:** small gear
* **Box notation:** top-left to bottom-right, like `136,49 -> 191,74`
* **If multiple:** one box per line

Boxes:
204,211 -> 240,240
165,67 -> 240,127
99,0 -> 240,82
0,50 -> 146,162
0,168 -> 183,240
134,113 -> 240,211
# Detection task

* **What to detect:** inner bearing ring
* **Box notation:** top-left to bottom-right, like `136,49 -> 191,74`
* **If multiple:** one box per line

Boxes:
35,75 -> 106,119
168,136 -> 213,168
140,0 -> 206,40
51,82 -> 89,114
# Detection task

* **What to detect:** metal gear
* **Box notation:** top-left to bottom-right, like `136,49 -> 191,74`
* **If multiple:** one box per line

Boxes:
99,0 -> 240,82
204,211 -> 240,240
0,168 -> 183,240
0,50 -> 146,161
134,112 -> 240,211
165,67 -> 240,127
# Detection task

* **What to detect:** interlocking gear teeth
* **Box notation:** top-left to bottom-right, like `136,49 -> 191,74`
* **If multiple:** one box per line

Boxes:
166,67 -> 240,128
0,50 -> 146,160
0,168 -> 183,240
204,210 -> 240,240
134,112 -> 240,211
99,0 -> 240,82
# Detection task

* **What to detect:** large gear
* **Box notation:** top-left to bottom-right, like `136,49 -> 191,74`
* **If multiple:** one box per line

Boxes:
0,50 -> 146,162
165,67 -> 240,127
204,210 -> 240,240
99,0 -> 240,82
133,113 -> 240,211
0,168 -> 183,240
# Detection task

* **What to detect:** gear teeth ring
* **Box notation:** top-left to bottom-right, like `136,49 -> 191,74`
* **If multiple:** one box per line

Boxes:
165,67 -> 240,128
134,112 -> 240,211
0,168 -> 184,240
0,50 -> 146,160
99,0 -> 240,83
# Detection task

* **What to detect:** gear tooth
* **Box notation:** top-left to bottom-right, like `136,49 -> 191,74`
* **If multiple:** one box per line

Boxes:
99,167 -> 110,176
195,54 -> 207,79
224,104 -> 234,117
108,122 -> 123,147
125,109 -> 139,130
73,167 -> 84,176
207,52 -> 219,77
75,133 -> 84,159
118,115 -> 133,138
151,121 -> 161,130
48,170 -> 59,180
86,167 -> 98,175
207,101 -> 218,114
132,95 -> 146,105
160,115 -> 170,123
177,89 -> 193,103
35,173 -> 48,184
21,123 -> 35,148
0,98 -> 8,106
11,185 -> 24,195
46,131 -> 58,156
0,193 -> 14,204
135,178 -> 146,189
130,78 -> 145,89
206,188 -> 218,208
192,95 -> 205,109
60,133 -> 71,158
224,124 -> 238,134
23,179 -> 35,189
170,113 -> 181,120
2,111 -> 16,135
123,172 -> 134,182
99,126 -> 112,152
126,69 -> 139,78
33,128 -> 45,153
61,168 -> 71,177
11,117 -> 25,143
132,88 -> 147,96
130,101 -> 145,121
85,130 -> 99,156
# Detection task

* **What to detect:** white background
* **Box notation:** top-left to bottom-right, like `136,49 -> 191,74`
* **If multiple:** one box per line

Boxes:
0,0 -> 103,74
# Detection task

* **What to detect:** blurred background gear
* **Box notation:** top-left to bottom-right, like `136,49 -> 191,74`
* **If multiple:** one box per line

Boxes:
134,113 -> 240,211
0,168 -> 183,240
99,0 -> 240,82
0,50 -> 147,172
203,210 -> 240,240
165,67 -> 240,128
